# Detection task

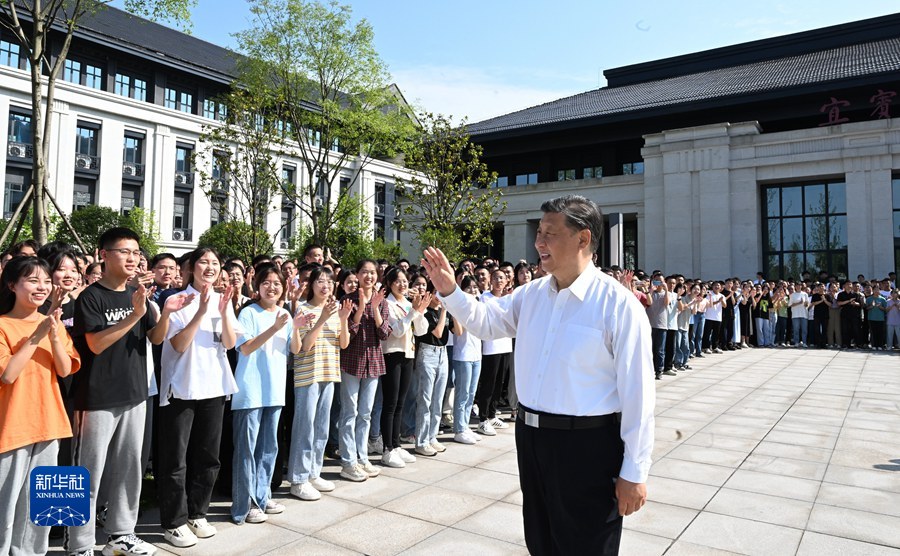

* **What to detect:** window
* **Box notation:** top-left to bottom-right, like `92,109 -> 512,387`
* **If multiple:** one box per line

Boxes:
893,178 -> 900,277
622,162 -> 644,175
121,184 -> 140,216
75,126 -> 98,156
210,195 -> 226,227
340,176 -> 351,193
123,135 -> 143,178
584,166 -> 603,179
624,219 -> 638,270
8,111 -> 32,148
3,168 -> 27,218
165,87 -> 193,113
493,176 -> 508,188
212,151 -> 229,192
280,207 -> 293,245
515,173 -> 538,186
307,129 -> 321,147
1,40 -> 20,68
114,74 -> 147,101
202,99 -> 227,121
173,191 -> 192,238
73,180 -> 95,211
63,60 -> 103,89
557,169 -> 576,181
175,145 -> 193,187
281,165 -> 296,196
763,181 -> 848,281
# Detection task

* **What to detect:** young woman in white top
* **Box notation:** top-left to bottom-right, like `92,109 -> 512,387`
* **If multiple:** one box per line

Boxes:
230,263 -> 294,524
452,276 -> 483,444
379,267 -> 429,468
475,268 -> 514,436
157,247 -> 240,548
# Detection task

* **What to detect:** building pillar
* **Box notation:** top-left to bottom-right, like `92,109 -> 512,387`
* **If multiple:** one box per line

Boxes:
503,221 -> 531,263
608,212 -> 624,268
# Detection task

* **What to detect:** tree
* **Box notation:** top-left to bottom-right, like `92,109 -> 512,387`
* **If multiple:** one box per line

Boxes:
198,221 -> 273,263
52,205 -> 121,251
395,113 -> 505,263
234,0 -> 415,250
195,89 -> 285,258
0,0 -> 195,245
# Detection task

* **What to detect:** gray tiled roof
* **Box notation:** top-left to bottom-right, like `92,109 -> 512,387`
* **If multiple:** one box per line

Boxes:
75,5 -> 240,81
468,37 -> 900,136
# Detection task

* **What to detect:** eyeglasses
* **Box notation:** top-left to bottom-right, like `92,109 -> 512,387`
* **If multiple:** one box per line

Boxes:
106,248 -> 142,258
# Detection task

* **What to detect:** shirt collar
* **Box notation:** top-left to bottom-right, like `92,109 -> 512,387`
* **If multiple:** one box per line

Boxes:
549,264 -> 596,301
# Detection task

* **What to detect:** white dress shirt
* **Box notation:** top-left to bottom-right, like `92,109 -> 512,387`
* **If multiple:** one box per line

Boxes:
440,264 -> 655,483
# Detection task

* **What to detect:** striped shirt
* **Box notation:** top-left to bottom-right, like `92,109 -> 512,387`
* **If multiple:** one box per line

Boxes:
293,301 -> 342,388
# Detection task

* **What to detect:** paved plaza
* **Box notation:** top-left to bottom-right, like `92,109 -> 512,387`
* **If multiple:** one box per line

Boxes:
51,347 -> 900,555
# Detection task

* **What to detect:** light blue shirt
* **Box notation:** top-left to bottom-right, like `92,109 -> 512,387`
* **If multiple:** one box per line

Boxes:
231,304 -> 293,410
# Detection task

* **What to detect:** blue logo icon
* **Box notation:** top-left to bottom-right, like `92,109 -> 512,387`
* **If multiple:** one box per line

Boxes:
30,466 -> 91,527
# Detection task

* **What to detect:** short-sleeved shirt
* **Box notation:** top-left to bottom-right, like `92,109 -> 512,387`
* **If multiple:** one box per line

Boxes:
704,293 -> 724,322
159,284 -> 243,405
231,303 -> 292,410
293,301 -> 342,387
789,292 -> 809,319
866,295 -> 887,322
886,299 -> 900,326
646,291 -> 668,329
71,283 -> 155,411
416,306 -> 456,348
0,316 -> 81,452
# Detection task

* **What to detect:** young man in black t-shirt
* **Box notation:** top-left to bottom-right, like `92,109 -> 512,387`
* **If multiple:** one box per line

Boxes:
836,281 -> 862,349
65,228 -> 193,556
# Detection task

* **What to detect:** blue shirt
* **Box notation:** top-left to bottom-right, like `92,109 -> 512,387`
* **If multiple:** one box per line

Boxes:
231,303 -> 292,410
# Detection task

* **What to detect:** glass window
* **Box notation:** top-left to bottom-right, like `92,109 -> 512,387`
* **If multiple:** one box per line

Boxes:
179,91 -> 192,114
173,191 -> 191,232
85,64 -> 102,89
175,146 -> 191,173
114,74 -> 130,96
8,112 -> 32,144
63,59 -> 81,84
164,88 -> 178,109
115,74 -> 146,101
3,170 -> 27,219
1,40 -> 20,68
134,79 -> 147,102
73,181 -> 95,211
557,169 -> 575,181
75,126 -> 98,156
515,173 -> 538,185
494,176 -> 508,188
121,185 -> 140,216
622,162 -> 644,175
763,181 -> 848,279
123,136 -> 142,164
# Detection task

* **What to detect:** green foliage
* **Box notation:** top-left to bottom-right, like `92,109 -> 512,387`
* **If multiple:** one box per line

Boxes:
0,211 -> 62,252
198,221 -> 273,263
122,207 -> 162,256
235,0 -> 416,248
396,113 -> 505,263
53,205 -> 122,251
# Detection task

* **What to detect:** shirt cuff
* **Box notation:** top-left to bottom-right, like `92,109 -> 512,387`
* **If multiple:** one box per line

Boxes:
619,456 -> 651,484
437,286 -> 464,309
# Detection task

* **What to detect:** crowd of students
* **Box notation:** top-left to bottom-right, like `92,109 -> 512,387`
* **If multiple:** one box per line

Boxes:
0,229 -> 897,556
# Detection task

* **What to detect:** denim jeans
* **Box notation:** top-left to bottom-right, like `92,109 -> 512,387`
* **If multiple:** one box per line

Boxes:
650,328 -> 667,373
774,315 -> 787,344
792,317 -> 808,345
369,380 -> 383,440
755,317 -> 771,346
452,359 -> 481,434
674,330 -> 690,367
692,315 -> 705,355
288,382 -> 334,485
415,343 -> 448,446
338,372 -> 378,467
231,406 -> 281,523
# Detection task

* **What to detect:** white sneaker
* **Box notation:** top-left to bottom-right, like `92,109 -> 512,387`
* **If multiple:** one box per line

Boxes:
431,440 -> 447,452
310,476 -> 335,492
290,482 -> 321,501
395,447 -> 417,463
340,464 -> 368,482
381,448 -> 406,468
454,432 -> 476,445
477,420 -> 497,436
399,434 -> 417,444
245,508 -> 268,523
359,460 -> 381,477
164,524 -> 198,548
489,417 -> 509,429
415,444 -> 437,457
186,518 -> 216,538
102,533 -> 157,556
265,500 -> 285,514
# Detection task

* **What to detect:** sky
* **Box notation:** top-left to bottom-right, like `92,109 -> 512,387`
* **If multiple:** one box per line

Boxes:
131,1 -> 900,123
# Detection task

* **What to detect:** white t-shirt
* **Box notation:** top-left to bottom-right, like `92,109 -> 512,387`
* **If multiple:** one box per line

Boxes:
480,291 -> 513,355
789,292 -> 809,319
704,293 -> 724,322
452,329 -> 482,362
159,284 -> 244,406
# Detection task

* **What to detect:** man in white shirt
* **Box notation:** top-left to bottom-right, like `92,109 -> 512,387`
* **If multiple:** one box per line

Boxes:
789,281 -> 810,347
423,195 -> 654,556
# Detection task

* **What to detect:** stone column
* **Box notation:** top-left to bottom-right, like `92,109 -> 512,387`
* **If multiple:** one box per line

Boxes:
608,212 -> 624,268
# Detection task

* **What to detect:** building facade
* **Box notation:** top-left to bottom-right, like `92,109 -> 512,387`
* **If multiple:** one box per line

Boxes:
0,7 -> 410,254
466,14 -> 900,280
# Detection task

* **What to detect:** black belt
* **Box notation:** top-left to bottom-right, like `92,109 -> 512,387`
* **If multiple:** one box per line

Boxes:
517,404 -> 620,430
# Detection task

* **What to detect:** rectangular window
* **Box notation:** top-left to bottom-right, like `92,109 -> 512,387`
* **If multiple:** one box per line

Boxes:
173,191 -> 191,238
121,184 -> 140,216
123,136 -> 143,164
75,126 -> 98,156
763,181 -> 848,280
175,146 -> 192,173
114,74 -> 130,96
281,165 -> 296,197
3,168 -> 27,219
73,180 -> 95,211
63,59 -> 81,84
164,88 -> 178,109
557,169 -> 576,181
584,166 -> 603,179
8,111 -> 32,144
494,176 -> 508,188
179,91 -> 192,114
116,74 -> 147,100
515,173 -> 538,185
202,99 -> 227,121
0,40 -> 19,68
85,64 -> 103,89
63,60 -> 103,89
280,207 -> 293,244
622,162 -> 644,175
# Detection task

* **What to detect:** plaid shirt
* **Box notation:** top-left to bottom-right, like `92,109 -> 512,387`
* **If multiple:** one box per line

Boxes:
340,290 -> 391,378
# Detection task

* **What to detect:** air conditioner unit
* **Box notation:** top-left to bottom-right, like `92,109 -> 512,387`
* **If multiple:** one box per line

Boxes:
75,154 -> 92,169
314,195 -> 324,209
7,144 -> 25,158
175,173 -> 186,184
173,229 -> 185,241
279,240 -> 290,249
123,163 -> 136,176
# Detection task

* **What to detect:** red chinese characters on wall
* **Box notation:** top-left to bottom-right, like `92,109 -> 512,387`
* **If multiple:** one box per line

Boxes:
819,89 -> 896,126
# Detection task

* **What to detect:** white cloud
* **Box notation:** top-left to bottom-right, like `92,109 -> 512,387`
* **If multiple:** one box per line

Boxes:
390,65 -> 587,124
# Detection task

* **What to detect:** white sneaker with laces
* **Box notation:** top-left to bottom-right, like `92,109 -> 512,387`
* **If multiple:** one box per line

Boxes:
340,464 -> 368,482
102,533 -> 157,556
163,524 -> 198,548
395,447 -> 417,463
431,440 -> 447,452
478,420 -> 497,436
454,431 -> 476,445
359,460 -> 381,477
381,448 -> 406,468
265,500 -> 285,514
245,508 -> 268,523
290,482 -> 322,501
186,517 -> 216,538
489,417 -> 509,429
310,476 -> 335,492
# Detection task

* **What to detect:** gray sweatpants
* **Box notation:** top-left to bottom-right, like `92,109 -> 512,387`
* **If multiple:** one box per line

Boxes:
0,440 -> 59,556
65,401 -> 146,554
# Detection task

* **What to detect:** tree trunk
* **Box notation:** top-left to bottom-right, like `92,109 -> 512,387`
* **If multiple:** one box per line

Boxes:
30,11 -> 48,245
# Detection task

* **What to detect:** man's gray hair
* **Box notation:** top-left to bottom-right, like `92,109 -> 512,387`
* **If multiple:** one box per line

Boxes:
540,195 -> 603,253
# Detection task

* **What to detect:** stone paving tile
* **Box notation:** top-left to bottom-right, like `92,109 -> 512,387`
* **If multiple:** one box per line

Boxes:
327,472 -> 426,507
806,504 -> 900,547
664,540 -> 747,555
739,453 -> 828,480
649,457 -> 736,487
619,530 -> 672,556
796,531 -> 900,556
823,464 -> 900,493
815,482 -> 900,518
724,469 -> 821,502
475,450 -> 520,476
272,492 -> 371,535
646,476 -> 720,510
679,512 -> 803,555
666,444 -> 750,467
684,431 -> 760,453
701,422 -> 771,441
763,430 -> 839,449
399,528 -> 528,555
313,508 -> 443,556
751,440 -> 834,463
622,500 -> 698,539
265,536 -> 363,555
434,467 -> 522,500
453,501 -> 526,546
705,487 -> 813,528
380,485 -> 496,526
